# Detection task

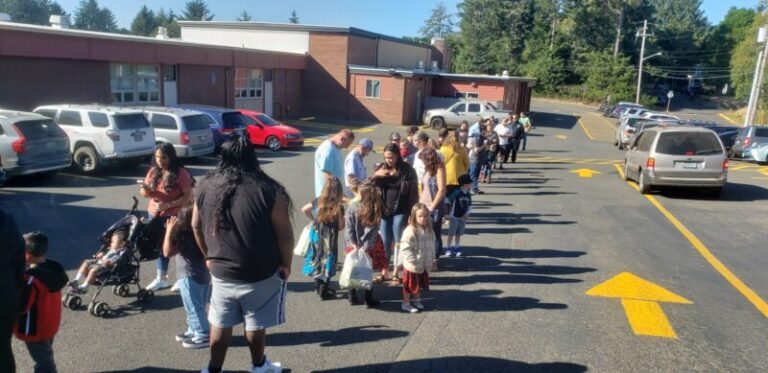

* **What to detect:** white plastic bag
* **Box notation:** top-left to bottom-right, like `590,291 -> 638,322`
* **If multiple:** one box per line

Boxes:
339,249 -> 373,290
293,224 -> 312,256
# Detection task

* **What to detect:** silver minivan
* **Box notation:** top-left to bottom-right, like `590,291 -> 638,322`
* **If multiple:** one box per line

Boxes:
140,107 -> 215,158
731,125 -> 768,158
624,126 -> 728,197
0,110 -> 71,178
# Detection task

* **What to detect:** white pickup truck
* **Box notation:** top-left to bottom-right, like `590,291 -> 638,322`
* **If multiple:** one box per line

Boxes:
423,101 -> 510,129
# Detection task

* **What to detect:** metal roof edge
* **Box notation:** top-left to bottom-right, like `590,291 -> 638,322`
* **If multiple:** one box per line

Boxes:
348,65 -> 537,83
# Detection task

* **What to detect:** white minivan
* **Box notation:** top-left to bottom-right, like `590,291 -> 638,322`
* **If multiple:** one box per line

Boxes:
34,105 -> 156,173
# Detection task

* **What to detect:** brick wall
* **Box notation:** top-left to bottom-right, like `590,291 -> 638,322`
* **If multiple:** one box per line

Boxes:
177,64 -> 231,107
302,34 -> 349,119
271,68 -> 302,118
432,79 -> 506,101
348,73 -> 405,124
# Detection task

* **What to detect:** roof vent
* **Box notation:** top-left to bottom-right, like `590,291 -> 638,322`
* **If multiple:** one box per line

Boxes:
49,15 -> 70,29
431,60 -> 439,70
156,26 -> 169,39
502,70 -> 509,77
417,60 -> 424,69
0,13 -> 12,22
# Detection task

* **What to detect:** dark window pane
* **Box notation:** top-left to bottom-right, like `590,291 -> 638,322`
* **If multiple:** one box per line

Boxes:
114,114 -> 150,130
88,112 -> 109,128
656,132 -> 723,155
150,114 -> 177,130
182,115 -> 212,131
59,111 -> 82,126
222,112 -> 247,129
14,120 -> 65,139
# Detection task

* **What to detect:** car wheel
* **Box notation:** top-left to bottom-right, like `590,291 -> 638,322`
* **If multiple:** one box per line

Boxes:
73,146 -> 100,174
266,136 -> 281,151
638,170 -> 650,194
430,117 -> 444,129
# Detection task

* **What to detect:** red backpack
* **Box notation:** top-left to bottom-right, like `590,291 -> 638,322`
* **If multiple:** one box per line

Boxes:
14,273 -> 62,342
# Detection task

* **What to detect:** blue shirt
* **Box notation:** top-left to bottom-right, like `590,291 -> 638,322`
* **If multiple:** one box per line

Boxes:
344,149 -> 367,188
315,139 -> 345,197
469,122 -> 482,138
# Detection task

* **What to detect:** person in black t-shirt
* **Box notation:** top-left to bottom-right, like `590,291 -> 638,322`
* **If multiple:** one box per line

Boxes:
192,135 -> 294,373
0,208 -> 25,373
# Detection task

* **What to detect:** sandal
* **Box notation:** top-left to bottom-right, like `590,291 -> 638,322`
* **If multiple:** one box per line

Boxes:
373,274 -> 385,283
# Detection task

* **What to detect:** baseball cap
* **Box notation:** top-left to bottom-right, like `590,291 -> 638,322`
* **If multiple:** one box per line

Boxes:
359,138 -> 375,152
458,174 -> 472,186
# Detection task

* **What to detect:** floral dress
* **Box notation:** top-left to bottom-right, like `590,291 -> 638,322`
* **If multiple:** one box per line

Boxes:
302,200 -> 343,283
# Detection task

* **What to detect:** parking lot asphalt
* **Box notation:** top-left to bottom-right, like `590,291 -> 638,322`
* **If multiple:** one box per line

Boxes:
4,99 -> 768,372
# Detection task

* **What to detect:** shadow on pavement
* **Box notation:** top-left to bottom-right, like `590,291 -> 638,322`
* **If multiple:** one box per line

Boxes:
655,182 -> 768,202
312,356 -> 587,373
253,325 -> 408,347
468,247 -> 587,259
373,288 -> 567,313
101,293 -> 183,319
532,112 -> 579,130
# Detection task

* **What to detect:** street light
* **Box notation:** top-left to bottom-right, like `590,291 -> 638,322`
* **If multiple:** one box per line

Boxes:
636,51 -> 662,104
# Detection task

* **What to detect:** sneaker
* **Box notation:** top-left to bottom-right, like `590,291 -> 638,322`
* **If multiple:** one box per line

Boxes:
251,357 -> 282,373
175,332 -> 194,343
182,337 -> 210,349
200,369 -> 224,373
455,249 -> 463,257
169,281 -> 181,293
444,249 -> 453,257
413,300 -> 425,310
146,278 -> 170,291
401,303 -> 419,313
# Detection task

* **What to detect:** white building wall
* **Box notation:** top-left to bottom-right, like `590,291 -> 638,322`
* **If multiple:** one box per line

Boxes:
376,39 -> 432,69
181,27 -> 309,54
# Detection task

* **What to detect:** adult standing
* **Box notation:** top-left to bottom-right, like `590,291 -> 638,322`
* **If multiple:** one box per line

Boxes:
440,131 -> 470,196
413,132 -> 444,184
192,135 -> 294,373
418,148 -> 447,258
519,112 -> 533,151
510,115 -> 526,163
315,129 -> 355,198
0,208 -> 24,373
494,118 -> 513,169
372,143 -> 419,283
139,143 -> 194,292
344,138 -> 375,189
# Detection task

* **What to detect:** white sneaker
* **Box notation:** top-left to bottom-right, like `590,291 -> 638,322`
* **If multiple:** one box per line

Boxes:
454,249 -> 463,257
201,369 -> 224,373
413,300 -> 425,310
182,337 -> 209,349
444,249 -> 453,257
170,281 -> 181,293
401,303 -> 419,313
146,278 -> 170,291
251,356 -> 282,373
175,332 -> 194,343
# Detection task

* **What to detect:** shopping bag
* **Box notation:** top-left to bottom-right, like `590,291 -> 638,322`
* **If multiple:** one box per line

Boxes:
293,224 -> 312,256
339,249 -> 373,290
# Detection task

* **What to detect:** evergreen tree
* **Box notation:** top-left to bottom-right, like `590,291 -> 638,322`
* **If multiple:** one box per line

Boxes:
419,1 -> 454,39
0,0 -> 67,25
181,0 -> 213,21
155,8 -> 180,37
73,0 -> 117,32
131,5 -> 157,36
289,10 -> 299,24
236,10 -> 252,22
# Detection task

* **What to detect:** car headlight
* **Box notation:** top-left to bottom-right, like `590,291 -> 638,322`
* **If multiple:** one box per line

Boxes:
285,133 -> 301,139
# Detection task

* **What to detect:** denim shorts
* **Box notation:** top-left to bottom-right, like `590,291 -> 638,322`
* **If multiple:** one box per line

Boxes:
208,272 -> 287,331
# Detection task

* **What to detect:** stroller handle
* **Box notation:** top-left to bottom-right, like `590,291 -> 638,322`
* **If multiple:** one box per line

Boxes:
131,196 -> 139,212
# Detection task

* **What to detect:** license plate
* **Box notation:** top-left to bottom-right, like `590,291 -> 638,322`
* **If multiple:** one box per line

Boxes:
133,134 -> 143,141
682,163 -> 698,169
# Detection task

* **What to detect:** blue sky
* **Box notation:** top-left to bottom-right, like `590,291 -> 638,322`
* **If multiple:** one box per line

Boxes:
55,0 -> 757,37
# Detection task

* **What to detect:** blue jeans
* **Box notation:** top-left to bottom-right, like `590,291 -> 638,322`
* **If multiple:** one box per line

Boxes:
522,132 -> 528,150
148,213 -> 169,274
179,277 -> 210,339
432,219 -> 443,258
469,160 -> 483,192
380,213 -> 406,268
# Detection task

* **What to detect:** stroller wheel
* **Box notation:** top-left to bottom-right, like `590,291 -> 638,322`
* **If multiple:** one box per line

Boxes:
117,285 -> 130,297
90,302 -> 109,317
137,289 -> 154,303
66,296 -> 82,310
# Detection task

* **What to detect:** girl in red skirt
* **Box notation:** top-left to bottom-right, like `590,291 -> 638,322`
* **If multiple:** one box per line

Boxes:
399,203 -> 436,313
344,182 -> 387,307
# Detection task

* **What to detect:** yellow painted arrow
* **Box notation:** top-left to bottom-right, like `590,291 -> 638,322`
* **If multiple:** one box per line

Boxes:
556,134 -> 568,140
570,168 -> 602,178
587,272 -> 692,338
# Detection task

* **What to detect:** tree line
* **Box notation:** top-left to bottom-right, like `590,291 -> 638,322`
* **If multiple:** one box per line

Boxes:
417,1 -> 761,106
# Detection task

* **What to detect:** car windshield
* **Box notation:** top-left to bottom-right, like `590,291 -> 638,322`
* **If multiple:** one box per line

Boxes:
755,128 -> 768,137
656,132 -> 723,156
182,115 -> 213,131
256,114 -> 280,126
221,112 -> 247,129
14,119 -> 65,139
486,103 -> 497,111
113,114 -> 150,130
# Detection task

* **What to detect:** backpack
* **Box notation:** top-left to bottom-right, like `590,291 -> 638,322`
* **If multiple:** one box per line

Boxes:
14,274 -> 62,342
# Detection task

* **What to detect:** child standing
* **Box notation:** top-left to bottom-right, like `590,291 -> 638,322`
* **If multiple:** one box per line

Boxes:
344,182 -> 387,307
481,122 -> 498,183
400,204 -> 436,313
302,176 -> 346,300
445,175 -> 473,257
15,232 -> 68,373
162,205 -> 211,349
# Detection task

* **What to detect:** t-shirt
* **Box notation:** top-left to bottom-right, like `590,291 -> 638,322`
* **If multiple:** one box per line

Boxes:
144,167 -> 194,217
519,116 -> 532,132
314,139 -> 346,197
413,148 -> 444,182
196,176 -> 281,283
468,122 -> 482,138
99,248 -> 125,265
495,124 -> 512,146
344,149 -> 367,188
175,233 -> 210,284
448,188 -> 472,218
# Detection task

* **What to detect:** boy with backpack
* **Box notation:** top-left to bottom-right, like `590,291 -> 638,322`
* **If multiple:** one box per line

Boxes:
15,232 -> 68,373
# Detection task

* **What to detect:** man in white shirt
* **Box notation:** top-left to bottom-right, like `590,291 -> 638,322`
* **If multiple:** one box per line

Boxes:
494,119 -> 513,169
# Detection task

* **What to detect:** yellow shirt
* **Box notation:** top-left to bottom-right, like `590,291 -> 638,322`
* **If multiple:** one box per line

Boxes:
440,145 -> 469,186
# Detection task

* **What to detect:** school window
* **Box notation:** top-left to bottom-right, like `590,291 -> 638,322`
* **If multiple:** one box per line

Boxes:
110,63 -> 160,105
365,79 -> 381,98
455,92 -> 479,99
235,68 -> 263,98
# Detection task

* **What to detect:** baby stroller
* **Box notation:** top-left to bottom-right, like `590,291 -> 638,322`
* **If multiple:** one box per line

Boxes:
62,197 -> 165,317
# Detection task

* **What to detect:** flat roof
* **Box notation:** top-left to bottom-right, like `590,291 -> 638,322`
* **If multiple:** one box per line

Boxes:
0,20 -> 305,57
178,21 -> 432,49
348,65 -> 537,84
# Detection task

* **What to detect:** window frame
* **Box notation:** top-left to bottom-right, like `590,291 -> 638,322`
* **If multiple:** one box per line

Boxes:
58,110 -> 83,126
365,79 -> 382,99
150,113 -> 178,130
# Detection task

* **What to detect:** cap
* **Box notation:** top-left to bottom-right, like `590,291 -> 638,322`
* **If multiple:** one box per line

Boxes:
458,174 -> 472,186
359,138 -> 375,152
389,132 -> 402,141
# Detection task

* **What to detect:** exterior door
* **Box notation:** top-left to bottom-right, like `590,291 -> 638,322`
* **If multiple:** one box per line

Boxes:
162,65 -> 178,106
265,81 -> 274,116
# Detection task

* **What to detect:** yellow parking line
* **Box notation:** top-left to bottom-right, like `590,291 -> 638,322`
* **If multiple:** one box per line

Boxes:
718,113 -> 738,125
592,113 -> 618,130
575,114 -> 595,141
613,164 -> 768,319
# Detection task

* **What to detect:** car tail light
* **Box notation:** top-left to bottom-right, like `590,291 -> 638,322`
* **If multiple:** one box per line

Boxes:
180,132 -> 190,145
745,137 -> 751,147
106,130 -> 120,141
11,123 -> 25,154
646,157 -> 655,171
723,159 -> 729,172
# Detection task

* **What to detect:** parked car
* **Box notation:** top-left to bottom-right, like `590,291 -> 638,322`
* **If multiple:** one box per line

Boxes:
623,119 -> 681,150
731,125 -> 768,159
746,143 -> 768,164
641,112 -> 680,121
173,104 -> 248,149
0,158 -> 5,186
718,130 -> 739,154
34,105 -> 155,173
239,109 -> 304,151
139,107 -> 215,158
624,126 -> 728,197
423,100 -> 510,128
609,102 -> 644,118
0,110 -> 71,179
619,107 -> 646,121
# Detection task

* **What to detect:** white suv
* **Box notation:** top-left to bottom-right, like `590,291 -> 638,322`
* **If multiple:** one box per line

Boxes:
34,105 -> 156,173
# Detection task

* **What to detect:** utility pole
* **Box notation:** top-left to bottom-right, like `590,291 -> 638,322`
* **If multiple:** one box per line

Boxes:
745,25 -> 768,126
635,20 -> 649,104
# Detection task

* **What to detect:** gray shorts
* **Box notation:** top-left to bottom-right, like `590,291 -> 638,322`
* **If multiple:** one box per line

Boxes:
208,272 -> 287,331
448,218 -> 466,236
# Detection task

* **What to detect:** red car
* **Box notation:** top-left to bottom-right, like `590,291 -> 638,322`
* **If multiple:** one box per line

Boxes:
239,110 -> 304,151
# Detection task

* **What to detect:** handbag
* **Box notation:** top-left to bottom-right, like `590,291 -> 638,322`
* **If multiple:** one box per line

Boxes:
339,249 -> 373,290
293,223 -> 312,256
